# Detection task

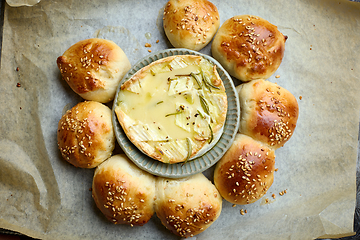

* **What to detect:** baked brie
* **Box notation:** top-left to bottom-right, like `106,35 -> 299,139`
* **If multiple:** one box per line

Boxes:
114,55 -> 227,164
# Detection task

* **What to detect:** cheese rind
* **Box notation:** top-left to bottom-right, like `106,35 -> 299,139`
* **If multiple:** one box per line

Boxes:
115,55 -> 227,164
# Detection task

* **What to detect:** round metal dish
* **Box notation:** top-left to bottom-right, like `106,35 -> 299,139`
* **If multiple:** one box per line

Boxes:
112,48 -> 240,178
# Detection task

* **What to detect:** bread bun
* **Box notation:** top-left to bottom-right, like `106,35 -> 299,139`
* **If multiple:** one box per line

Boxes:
163,0 -> 220,51
57,101 -> 115,168
57,38 -> 131,103
214,134 -> 275,205
211,15 -> 287,82
236,79 -> 299,149
155,173 -> 222,238
92,154 -> 156,226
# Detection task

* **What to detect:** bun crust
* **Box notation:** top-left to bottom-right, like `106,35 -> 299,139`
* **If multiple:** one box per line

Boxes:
57,38 -> 131,103
212,15 -> 286,82
237,79 -> 299,149
163,0 -> 220,51
155,173 -> 222,238
92,154 -> 156,226
57,101 -> 115,168
214,134 -> 275,205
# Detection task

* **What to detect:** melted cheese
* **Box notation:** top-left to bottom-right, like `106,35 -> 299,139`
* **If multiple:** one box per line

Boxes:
115,56 -> 227,163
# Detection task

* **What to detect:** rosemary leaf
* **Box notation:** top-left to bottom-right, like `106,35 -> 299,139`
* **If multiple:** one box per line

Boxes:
182,137 -> 192,166
190,72 -> 202,89
197,110 -> 205,119
202,71 -> 220,90
199,94 -> 210,115
165,110 -> 182,117
174,74 -> 190,77
208,124 -> 213,144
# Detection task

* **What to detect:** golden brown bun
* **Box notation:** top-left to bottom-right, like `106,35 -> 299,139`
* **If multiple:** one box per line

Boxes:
236,79 -> 299,149
155,173 -> 222,238
57,38 -> 131,103
214,134 -> 275,205
163,0 -> 220,51
211,15 -> 287,82
57,101 -> 115,168
92,154 -> 156,226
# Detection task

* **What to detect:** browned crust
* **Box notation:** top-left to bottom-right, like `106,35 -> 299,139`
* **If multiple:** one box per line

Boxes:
214,134 -> 275,205
56,38 -> 119,94
156,199 -> 220,237
116,55 -> 227,164
155,174 -> 222,237
212,15 -> 286,81
239,79 -> 299,149
92,155 -> 155,226
163,0 -> 220,50
57,101 -> 114,168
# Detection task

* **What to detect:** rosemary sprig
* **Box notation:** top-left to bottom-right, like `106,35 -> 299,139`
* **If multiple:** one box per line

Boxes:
202,71 -> 220,90
190,72 -> 202,89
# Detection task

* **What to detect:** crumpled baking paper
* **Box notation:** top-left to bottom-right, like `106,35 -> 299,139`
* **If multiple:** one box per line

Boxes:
0,0 -> 359,239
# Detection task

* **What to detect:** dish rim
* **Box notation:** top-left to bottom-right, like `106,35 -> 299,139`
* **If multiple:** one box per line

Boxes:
112,48 -> 240,178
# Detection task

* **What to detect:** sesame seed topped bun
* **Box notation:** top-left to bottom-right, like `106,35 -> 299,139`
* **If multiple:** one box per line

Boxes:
211,15 -> 287,82
214,134 -> 276,205
57,101 -> 115,168
236,79 -> 299,149
163,0 -> 220,51
155,173 -> 222,238
57,38 -> 131,103
92,154 -> 156,226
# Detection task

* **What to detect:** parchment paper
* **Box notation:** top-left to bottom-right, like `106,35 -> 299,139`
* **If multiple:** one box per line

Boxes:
5,0 -> 40,7
0,0 -> 359,239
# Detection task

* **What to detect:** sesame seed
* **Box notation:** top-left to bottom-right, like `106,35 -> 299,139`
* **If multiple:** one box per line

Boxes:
240,209 -> 245,215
